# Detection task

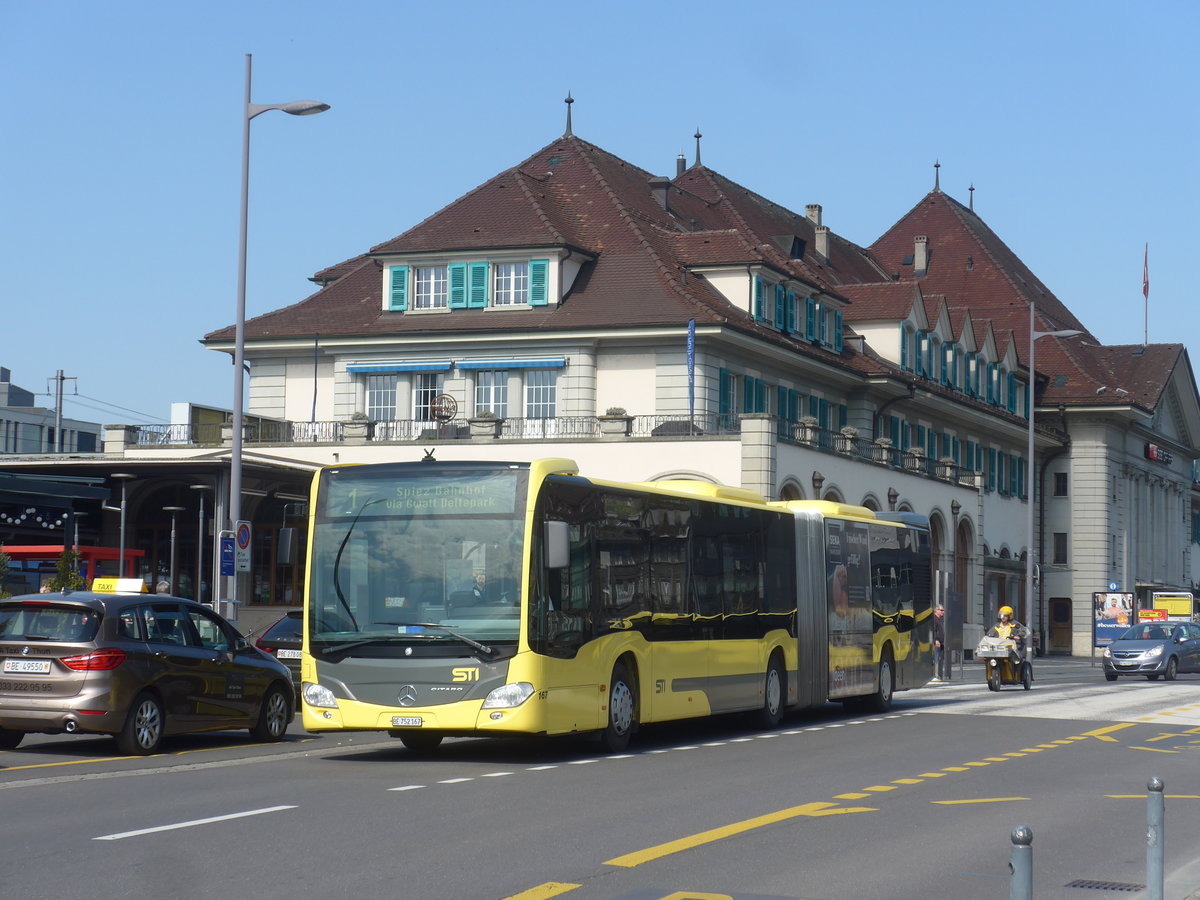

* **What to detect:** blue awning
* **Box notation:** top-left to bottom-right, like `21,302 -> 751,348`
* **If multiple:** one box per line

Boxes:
346,360 -> 453,374
455,357 -> 566,370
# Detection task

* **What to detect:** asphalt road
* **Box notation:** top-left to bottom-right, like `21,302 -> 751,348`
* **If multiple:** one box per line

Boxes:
2,657 -> 1199,900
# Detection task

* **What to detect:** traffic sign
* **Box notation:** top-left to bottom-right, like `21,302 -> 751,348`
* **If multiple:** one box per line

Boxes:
235,520 -> 252,573
1108,581 -> 1119,591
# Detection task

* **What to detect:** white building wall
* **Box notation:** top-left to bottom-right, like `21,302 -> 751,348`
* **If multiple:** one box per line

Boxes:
596,348 -> 655,415
247,358 -> 286,419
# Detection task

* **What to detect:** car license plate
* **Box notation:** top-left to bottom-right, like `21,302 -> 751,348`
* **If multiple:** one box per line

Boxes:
391,716 -> 423,727
3,659 -> 51,674
276,649 -> 302,659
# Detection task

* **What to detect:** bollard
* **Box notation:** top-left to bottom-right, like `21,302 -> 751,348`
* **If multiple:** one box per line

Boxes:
1146,777 -> 1164,900
1010,824 -> 1033,900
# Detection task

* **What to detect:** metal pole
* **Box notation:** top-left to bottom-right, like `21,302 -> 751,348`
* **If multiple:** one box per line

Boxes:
195,490 -> 205,604
1025,301 -> 1036,657
54,369 -> 64,453
1010,825 -> 1033,900
229,52 -> 253,611
119,481 -> 128,577
163,506 -> 184,593
1146,777 -> 1164,900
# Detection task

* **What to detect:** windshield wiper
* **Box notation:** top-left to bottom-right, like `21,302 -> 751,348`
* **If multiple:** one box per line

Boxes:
381,621 -> 495,657
318,636 -> 404,656
331,497 -> 387,631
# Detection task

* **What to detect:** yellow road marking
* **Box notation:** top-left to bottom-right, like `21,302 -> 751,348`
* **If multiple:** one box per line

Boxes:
501,883 -> 581,899
932,797 -> 1029,805
1129,746 -> 1178,754
0,755 -> 137,771
604,802 -> 876,868
864,785 -> 896,792
942,766 -> 969,772
1037,744 -> 1059,749
834,793 -> 870,799
919,771 -> 947,778
1003,752 -> 1026,758
892,778 -> 923,784
963,761 -> 989,767
1146,732 -> 1186,743
1081,724 -> 1136,741
984,757 -> 1009,762
1020,747 -> 1043,753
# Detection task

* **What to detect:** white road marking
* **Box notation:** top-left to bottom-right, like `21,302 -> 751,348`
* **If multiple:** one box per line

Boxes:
389,784 -> 425,792
94,805 -> 296,841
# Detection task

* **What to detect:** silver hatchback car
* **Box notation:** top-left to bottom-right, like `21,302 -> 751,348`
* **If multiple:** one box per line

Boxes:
0,591 -> 294,754
1102,620 -> 1200,681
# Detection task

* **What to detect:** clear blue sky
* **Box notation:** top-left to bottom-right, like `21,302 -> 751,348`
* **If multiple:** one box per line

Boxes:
2,0 -> 1195,425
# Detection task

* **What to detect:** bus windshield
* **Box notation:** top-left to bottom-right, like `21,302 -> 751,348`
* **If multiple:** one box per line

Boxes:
308,463 -> 529,655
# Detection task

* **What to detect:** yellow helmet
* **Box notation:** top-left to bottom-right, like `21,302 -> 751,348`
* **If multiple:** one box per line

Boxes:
999,605 -> 1013,617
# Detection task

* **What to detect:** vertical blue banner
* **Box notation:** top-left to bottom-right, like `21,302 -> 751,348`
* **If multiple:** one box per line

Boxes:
687,318 -> 696,418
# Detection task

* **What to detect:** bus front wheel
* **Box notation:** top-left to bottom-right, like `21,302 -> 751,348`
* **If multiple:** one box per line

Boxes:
754,654 -> 785,729
600,662 -> 637,753
866,650 -> 895,712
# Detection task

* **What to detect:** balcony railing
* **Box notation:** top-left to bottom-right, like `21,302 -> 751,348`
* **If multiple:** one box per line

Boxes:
118,415 -> 983,489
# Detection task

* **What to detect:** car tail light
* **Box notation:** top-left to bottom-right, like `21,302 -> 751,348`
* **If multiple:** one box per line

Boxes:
61,648 -> 126,671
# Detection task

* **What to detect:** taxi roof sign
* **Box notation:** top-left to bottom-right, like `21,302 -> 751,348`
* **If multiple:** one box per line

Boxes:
92,577 -> 148,594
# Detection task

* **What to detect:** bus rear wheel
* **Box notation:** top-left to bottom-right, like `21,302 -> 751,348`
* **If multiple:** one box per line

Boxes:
600,662 -> 637,753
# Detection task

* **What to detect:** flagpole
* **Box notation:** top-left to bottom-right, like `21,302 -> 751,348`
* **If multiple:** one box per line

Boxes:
1143,242 -> 1149,346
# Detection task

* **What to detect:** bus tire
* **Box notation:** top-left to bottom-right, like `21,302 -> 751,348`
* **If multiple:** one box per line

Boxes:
600,662 -> 637,753
396,731 -> 443,753
866,649 -> 895,712
754,654 -> 785,729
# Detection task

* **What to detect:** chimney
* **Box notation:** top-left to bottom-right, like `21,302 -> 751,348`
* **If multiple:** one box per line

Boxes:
676,152 -> 686,177
815,225 -> 830,262
914,236 -> 929,276
649,176 -> 670,212
805,204 -> 822,226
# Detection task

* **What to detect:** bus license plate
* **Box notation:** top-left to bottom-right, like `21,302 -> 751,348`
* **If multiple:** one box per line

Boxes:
391,716 -> 423,727
4,659 -> 51,674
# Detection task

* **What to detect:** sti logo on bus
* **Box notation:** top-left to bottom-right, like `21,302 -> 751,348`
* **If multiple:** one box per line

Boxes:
452,667 -> 480,682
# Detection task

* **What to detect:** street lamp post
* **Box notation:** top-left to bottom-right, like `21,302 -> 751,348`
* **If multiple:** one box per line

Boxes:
191,484 -> 210,605
110,473 -> 136,578
1026,301 -> 1082,654
229,53 -> 329,608
162,506 -> 186,594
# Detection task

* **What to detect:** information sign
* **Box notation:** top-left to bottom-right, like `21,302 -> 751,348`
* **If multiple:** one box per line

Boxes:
220,534 -> 235,576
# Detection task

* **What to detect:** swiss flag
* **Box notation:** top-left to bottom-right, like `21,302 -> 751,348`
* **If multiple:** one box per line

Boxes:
1143,243 -> 1149,300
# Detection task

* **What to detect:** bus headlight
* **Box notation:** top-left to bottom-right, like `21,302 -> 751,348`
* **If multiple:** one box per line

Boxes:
481,682 -> 534,709
303,682 -> 339,709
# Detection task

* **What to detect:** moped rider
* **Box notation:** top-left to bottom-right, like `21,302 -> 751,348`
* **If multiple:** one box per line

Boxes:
986,605 -> 1028,645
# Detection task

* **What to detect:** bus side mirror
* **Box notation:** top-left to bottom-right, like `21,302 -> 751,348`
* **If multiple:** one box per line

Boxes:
544,520 -> 570,569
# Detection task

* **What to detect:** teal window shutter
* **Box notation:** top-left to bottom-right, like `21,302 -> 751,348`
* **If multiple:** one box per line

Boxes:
756,380 -> 767,413
805,298 -> 816,340
834,310 -> 843,352
743,376 -> 755,412
837,404 -> 847,429
1007,373 -> 1017,412
818,304 -> 827,344
889,415 -> 900,444
529,259 -> 549,306
388,265 -> 409,311
774,284 -> 785,331
718,369 -> 734,417
808,395 -> 819,419
448,263 -> 467,309
753,276 -> 765,322
900,326 -> 910,371
468,261 -> 489,308
786,290 -> 797,333
900,421 -> 910,451
818,398 -> 829,430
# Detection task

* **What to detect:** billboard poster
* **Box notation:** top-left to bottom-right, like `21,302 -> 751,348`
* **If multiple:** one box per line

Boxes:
825,519 -> 872,696
1151,591 -> 1194,621
1093,591 -> 1133,647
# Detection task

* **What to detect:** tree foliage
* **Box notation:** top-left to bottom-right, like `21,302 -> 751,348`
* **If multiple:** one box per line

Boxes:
46,549 -> 86,592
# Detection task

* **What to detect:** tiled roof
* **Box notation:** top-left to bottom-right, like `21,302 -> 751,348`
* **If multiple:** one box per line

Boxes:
204,135 -> 1188,424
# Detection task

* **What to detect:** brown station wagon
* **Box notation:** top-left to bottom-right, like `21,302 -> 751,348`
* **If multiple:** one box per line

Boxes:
0,591 -> 294,754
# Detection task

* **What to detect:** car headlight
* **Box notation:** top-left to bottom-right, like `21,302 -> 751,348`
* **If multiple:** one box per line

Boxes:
481,682 -> 535,709
1145,645 -> 1164,658
302,682 -> 339,709
1103,647 -> 1112,658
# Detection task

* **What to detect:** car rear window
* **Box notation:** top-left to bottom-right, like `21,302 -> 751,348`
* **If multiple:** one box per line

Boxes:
262,614 -> 302,641
0,604 -> 101,642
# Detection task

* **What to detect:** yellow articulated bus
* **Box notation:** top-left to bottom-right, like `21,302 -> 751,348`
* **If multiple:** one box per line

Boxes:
300,457 -> 932,752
